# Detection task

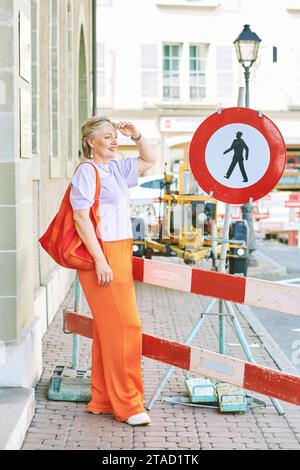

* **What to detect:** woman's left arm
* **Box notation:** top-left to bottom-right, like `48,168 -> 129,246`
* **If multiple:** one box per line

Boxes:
117,121 -> 157,175
135,135 -> 157,174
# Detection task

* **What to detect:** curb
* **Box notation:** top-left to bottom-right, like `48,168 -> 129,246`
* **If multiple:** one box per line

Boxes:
235,303 -> 298,376
247,250 -> 287,279
242,250 -> 298,376
0,388 -> 35,450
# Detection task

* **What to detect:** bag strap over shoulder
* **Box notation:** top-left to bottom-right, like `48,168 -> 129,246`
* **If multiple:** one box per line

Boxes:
73,161 -> 100,202
69,161 -> 102,239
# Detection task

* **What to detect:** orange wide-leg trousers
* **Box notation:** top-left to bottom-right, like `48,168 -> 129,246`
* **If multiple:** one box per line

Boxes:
77,238 -> 145,422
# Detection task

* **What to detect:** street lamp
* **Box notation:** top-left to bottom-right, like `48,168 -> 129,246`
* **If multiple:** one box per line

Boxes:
234,24 -> 261,107
234,24 -> 261,260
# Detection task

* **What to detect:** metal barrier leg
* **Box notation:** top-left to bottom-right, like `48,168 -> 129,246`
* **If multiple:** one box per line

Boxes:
219,300 -> 226,355
218,203 -> 231,356
146,298 -> 217,410
225,300 -> 285,415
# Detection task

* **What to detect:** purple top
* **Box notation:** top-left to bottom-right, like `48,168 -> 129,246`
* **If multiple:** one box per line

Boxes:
69,158 -> 139,241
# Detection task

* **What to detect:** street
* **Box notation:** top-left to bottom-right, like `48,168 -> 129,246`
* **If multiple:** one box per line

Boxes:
251,240 -> 300,374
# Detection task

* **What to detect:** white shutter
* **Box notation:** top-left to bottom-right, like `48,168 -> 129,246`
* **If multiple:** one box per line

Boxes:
97,42 -> 105,97
141,44 -> 159,98
294,48 -> 300,102
217,46 -> 233,98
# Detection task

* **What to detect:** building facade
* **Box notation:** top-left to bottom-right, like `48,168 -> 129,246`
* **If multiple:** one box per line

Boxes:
96,0 -> 300,174
0,0 -> 93,448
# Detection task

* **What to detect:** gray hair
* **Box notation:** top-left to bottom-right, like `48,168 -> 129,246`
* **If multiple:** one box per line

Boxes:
81,116 -> 117,159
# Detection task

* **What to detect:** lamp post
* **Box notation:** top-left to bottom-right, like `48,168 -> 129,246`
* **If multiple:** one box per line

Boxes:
234,24 -> 261,260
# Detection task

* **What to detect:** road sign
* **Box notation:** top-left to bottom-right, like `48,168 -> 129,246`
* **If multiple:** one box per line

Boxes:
189,107 -> 287,204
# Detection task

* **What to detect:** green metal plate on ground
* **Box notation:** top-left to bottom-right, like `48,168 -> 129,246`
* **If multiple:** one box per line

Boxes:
161,395 -> 219,409
47,366 -> 91,402
185,377 -> 217,403
216,383 -> 247,413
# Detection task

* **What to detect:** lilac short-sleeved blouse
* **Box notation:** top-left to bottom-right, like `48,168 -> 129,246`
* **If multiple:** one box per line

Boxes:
69,158 -> 138,242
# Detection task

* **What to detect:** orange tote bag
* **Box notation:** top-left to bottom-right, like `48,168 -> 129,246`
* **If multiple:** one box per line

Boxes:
39,161 -> 102,270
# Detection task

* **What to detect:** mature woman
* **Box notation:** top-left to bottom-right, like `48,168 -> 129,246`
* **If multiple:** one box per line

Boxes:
69,116 -> 156,426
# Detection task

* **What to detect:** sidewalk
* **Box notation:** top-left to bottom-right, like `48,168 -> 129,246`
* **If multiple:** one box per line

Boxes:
21,255 -> 300,451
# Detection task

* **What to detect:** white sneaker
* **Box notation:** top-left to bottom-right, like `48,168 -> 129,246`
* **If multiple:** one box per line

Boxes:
126,412 -> 151,426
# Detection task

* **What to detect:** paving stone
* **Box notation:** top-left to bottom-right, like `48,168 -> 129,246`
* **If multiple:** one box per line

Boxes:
278,444 -> 300,449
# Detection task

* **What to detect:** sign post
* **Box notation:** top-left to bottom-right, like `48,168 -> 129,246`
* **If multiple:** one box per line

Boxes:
187,106 -> 287,415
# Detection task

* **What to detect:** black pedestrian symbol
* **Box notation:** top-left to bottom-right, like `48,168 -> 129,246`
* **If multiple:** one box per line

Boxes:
223,131 -> 249,182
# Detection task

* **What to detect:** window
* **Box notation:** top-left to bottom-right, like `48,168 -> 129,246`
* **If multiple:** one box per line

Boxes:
189,44 -> 208,100
162,43 -> 209,101
163,44 -> 181,99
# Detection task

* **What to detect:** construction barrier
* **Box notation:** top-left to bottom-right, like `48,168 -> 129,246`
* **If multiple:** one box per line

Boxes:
63,257 -> 300,407
132,257 -> 300,317
65,312 -> 300,406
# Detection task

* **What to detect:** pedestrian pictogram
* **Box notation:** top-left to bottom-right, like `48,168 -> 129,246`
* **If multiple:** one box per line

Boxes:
223,131 -> 249,182
189,107 -> 287,204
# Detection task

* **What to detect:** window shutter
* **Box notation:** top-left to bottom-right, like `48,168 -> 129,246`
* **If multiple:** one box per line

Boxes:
97,42 -> 105,97
217,46 -> 233,98
141,44 -> 159,98
294,48 -> 300,101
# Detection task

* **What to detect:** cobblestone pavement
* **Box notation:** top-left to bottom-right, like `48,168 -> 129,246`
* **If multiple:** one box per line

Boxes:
22,258 -> 300,450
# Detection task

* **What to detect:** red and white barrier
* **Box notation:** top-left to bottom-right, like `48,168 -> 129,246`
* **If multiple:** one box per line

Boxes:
64,258 -> 300,406
132,257 -> 300,317
65,312 -> 300,406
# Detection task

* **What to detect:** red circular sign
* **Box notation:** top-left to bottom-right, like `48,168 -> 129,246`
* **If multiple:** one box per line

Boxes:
189,107 -> 286,204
